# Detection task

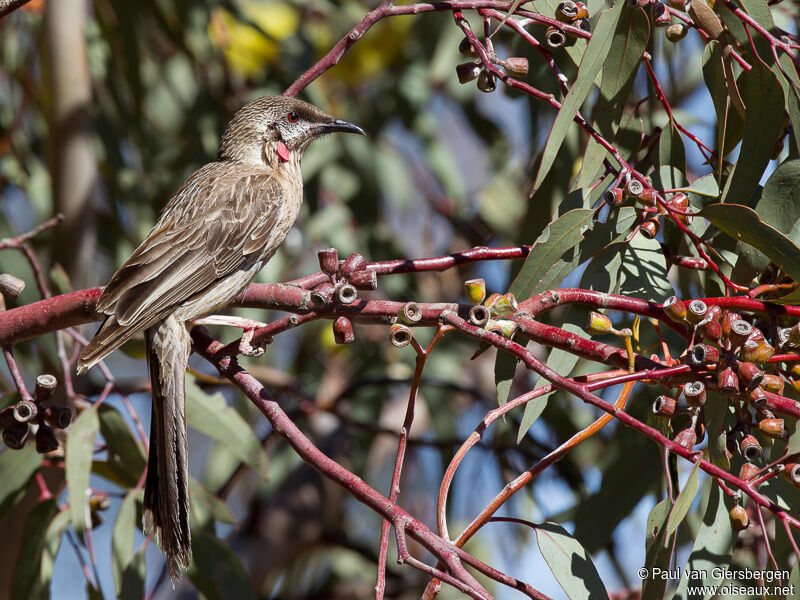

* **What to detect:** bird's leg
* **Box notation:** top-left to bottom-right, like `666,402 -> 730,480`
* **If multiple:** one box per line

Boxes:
191,315 -> 269,357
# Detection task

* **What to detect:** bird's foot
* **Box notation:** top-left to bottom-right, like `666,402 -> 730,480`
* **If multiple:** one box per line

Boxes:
192,316 -> 269,357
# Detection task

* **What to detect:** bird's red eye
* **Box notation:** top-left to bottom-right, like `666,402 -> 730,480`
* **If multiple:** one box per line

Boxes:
287,112 -> 299,123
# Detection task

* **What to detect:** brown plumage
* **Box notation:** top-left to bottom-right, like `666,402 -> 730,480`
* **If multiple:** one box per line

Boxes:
77,95 -> 364,579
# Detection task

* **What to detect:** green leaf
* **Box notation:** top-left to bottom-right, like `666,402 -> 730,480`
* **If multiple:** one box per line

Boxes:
186,384 -> 269,480
701,203 -> 800,303
535,522 -> 610,600
775,55 -> 800,156
705,392 -> 730,469
702,41 -> 744,157
190,477 -> 236,526
671,482 -> 736,600
112,489 -> 139,596
618,234 -> 673,302
665,460 -> 700,540
119,548 -> 146,600
66,405 -> 100,535
40,507 -> 71,598
187,530 -> 257,600
720,62 -> 784,205
641,498 -> 672,600
0,442 -> 42,515
517,322 -> 584,442
11,499 -> 59,600
98,404 -> 146,488
757,159 -> 800,241
533,0 -> 624,191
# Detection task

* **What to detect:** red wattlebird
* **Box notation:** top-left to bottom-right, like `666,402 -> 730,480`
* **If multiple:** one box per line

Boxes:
77,96 -> 364,578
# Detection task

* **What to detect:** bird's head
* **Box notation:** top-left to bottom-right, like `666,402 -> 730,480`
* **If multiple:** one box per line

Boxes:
217,95 -> 364,165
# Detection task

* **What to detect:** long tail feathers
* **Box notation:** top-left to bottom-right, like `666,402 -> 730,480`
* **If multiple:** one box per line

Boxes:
143,315 -> 193,581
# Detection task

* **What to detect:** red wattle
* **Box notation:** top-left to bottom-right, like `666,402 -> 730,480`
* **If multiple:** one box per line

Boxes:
277,141 -> 291,162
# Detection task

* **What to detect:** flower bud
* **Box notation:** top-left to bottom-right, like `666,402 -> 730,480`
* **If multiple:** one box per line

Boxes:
737,362 -> 764,389
782,463 -> 800,488
502,57 -> 529,78
698,316 -> 723,342
668,0 -> 688,9
44,405 -> 72,430
747,387 -> 767,408
674,426 -> 697,451
35,424 -> 59,454
485,319 -> 518,339
720,311 -> 741,338
456,62 -> 481,84
333,317 -> 355,344
555,0 -> 579,22
739,462 -> 759,481
477,70 -> 496,93
746,327 -> 765,343
683,381 -> 706,406
317,248 -> 339,275
2,421 -> 29,450
458,37 -> 479,58
398,302 -> 423,325
464,279 -> 487,304
728,319 -> 753,347
662,296 -> 687,322
666,23 -> 688,42
585,311 -> 613,335
739,434 -> 762,462
545,27 -> 567,49
640,218 -> 661,240
341,253 -> 367,277
0,273 -> 25,300
469,304 -> 490,327
738,339 -> 774,365
349,268 -> 377,290
651,2 -> 671,26
34,374 -> 57,402
625,178 -> 645,199
729,505 -> 749,530
574,2 -> 589,18
687,344 -> 719,366
604,187 -> 625,206
13,400 -> 38,423
717,367 -> 739,394
759,418 -> 786,439
652,395 -> 677,418
686,300 -> 708,325
390,324 -> 413,348
336,283 -> 358,305
759,374 -> 784,395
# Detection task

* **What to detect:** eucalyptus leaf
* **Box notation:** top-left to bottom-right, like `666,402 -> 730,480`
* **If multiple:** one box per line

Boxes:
66,405 -> 100,535
535,522 -> 610,600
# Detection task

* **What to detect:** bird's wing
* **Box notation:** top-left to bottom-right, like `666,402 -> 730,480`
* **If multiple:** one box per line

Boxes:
78,165 -> 284,372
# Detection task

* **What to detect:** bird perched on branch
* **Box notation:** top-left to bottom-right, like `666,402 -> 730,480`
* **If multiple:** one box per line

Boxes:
76,96 -> 364,579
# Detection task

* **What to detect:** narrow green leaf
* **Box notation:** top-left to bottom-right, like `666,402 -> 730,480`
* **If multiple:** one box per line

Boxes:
186,384 -> 269,480
702,41 -> 744,158
671,483 -> 736,600
66,405 -> 100,535
11,499 -> 59,600
0,443 -> 42,515
684,174 -> 720,199
533,1 -> 624,191
112,489 -> 139,596
641,498 -> 672,600
119,548 -> 146,600
720,62 -> 784,205
775,55 -> 800,156
40,507 -> 71,597
701,203 -> 800,303
98,404 -> 146,488
665,460 -> 700,540
705,392 -> 730,469
187,530 -> 257,600
618,234 -> 673,302
535,522 -> 610,600
190,477 -> 236,526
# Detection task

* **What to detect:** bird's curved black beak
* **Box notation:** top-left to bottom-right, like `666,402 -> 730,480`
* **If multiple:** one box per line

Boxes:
319,118 -> 366,136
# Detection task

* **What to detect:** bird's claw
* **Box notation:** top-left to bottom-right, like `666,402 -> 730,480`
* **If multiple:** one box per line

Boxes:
238,328 -> 266,357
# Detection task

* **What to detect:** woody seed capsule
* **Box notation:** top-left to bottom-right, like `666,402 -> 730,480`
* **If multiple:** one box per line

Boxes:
717,367 -> 739,394
336,283 -> 358,305
759,374 -> 784,395
737,362 -> 764,388
2,421 -> 29,450
728,320 -> 753,347
398,302 -> 423,325
349,268 -> 377,290
788,322 -> 800,346
698,315 -> 723,342
625,178 -> 645,199
555,0 -> 579,22
486,319 -> 518,339
573,1 -> 589,18
720,311 -> 741,338
477,70 -> 496,93
662,296 -> 687,322
35,424 -> 60,454
0,406 -> 14,428
740,339 -> 775,365
574,17 -> 591,33
469,304 -> 490,327
783,463 -> 800,488
686,300 -> 708,325
458,37 -> 479,58
759,418 -> 786,439
332,317 -> 355,344
317,248 -> 339,275
390,324 -> 413,348
464,279 -> 487,304
604,187 -> 625,206
502,57 -> 529,78
739,434 -> 762,462
640,218 -> 661,240
0,273 -> 25,299
739,463 -> 760,480
666,23 -> 688,42
651,2 -> 671,26
652,395 -> 677,418
44,405 -> 72,430
13,400 -> 38,423
747,387 -> 767,408
683,381 -> 706,406
674,426 -> 697,451
34,374 -> 57,402
456,62 -> 482,84
688,344 -> 719,366
490,293 -> 518,316
729,505 -> 749,530
311,282 -> 335,306
545,27 -> 567,49
341,253 -> 367,276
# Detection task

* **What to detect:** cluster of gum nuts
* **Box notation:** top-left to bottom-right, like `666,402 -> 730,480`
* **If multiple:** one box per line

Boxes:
659,296 -> 799,530
1,374 -> 72,454
604,178 -> 690,240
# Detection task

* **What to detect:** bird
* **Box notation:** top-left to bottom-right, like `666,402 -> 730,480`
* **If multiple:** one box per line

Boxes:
76,95 -> 364,579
